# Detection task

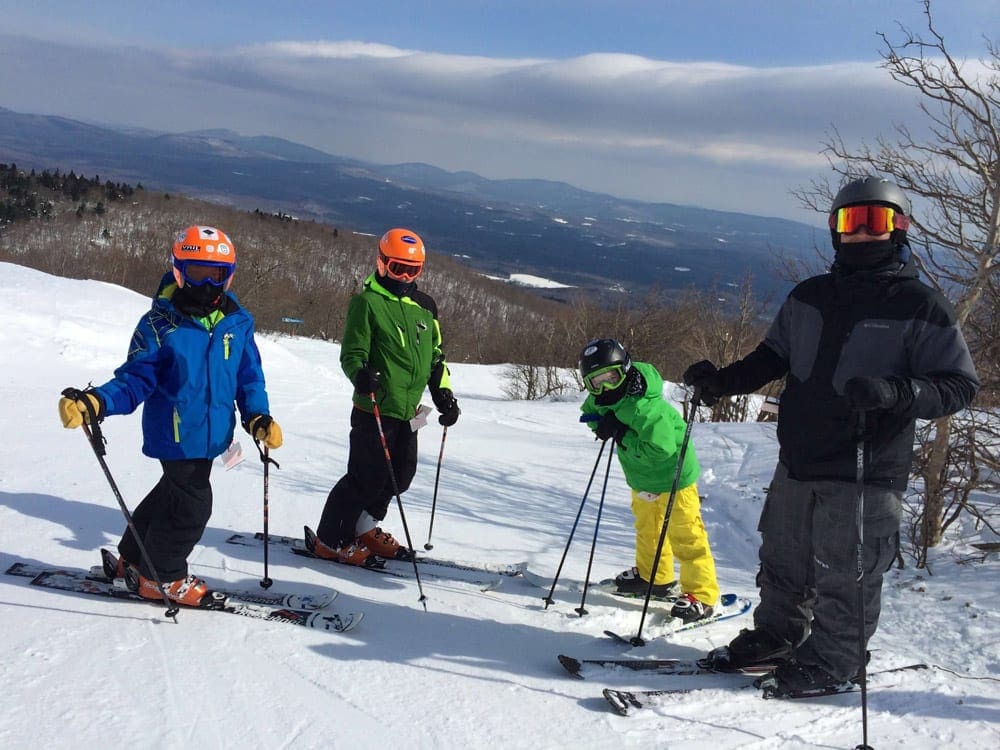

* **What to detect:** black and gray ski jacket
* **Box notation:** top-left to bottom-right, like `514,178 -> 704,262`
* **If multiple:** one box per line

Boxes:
714,259 -> 979,488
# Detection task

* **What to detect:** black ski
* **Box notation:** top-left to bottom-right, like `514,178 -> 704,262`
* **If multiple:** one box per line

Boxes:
558,654 -> 777,680
226,531 -> 523,588
5,562 -> 362,632
602,663 -> 929,715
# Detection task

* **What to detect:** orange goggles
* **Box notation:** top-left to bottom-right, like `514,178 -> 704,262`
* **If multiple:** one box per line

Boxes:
829,205 -> 909,235
381,254 -> 423,281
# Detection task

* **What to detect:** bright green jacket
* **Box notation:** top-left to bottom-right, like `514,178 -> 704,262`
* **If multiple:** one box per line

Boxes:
581,361 -> 699,493
341,274 -> 451,420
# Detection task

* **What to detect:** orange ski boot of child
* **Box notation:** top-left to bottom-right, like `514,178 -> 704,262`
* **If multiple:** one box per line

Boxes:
357,527 -> 412,560
304,526 -> 382,568
133,571 -> 209,607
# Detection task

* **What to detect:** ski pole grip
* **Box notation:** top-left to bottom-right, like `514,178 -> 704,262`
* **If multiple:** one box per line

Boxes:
579,413 -> 600,422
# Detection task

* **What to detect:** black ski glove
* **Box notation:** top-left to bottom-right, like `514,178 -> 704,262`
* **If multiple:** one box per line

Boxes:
682,360 -> 725,407
844,376 -> 913,412
595,412 -> 629,446
353,366 -> 381,394
432,387 -> 461,426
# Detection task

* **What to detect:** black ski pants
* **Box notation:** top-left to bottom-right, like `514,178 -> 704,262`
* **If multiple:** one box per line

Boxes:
317,407 -> 418,547
117,458 -> 214,582
753,461 -> 901,681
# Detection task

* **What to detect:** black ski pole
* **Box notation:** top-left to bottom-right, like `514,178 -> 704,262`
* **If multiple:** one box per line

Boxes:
424,426 -> 448,551
63,387 -> 179,621
575,442 -> 615,616
543,439 -> 607,609
854,410 -> 873,750
629,386 -> 701,647
369,392 -> 427,609
251,439 -> 280,590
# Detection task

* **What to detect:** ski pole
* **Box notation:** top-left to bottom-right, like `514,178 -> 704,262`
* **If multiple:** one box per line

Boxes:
423,426 -> 448,551
853,410 -> 873,750
62,387 -> 179,622
369,392 -> 427,609
575,442 -> 615,616
543,439 -> 607,609
251,439 -> 281,590
629,386 -> 701,647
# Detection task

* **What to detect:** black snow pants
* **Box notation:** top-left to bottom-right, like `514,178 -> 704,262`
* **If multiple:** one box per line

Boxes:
753,461 -> 901,681
117,458 -> 214,582
317,407 -> 418,547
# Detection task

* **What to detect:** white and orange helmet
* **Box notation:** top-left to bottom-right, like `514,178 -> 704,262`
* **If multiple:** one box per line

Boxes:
171,225 -> 236,289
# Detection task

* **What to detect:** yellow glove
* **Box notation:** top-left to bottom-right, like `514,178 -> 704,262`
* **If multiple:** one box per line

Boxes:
58,391 -> 103,429
247,414 -> 283,449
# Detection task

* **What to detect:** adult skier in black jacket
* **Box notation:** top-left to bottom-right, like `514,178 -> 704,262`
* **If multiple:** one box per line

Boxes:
684,177 -> 979,695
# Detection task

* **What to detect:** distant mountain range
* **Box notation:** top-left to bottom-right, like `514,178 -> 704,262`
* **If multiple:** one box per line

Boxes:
0,106 -> 822,303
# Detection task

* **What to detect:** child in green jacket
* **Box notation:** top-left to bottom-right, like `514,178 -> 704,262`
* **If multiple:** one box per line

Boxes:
579,338 -> 719,622
308,228 -> 459,566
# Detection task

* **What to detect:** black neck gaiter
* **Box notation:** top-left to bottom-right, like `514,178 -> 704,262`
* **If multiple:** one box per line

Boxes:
173,283 -> 225,317
835,239 -> 896,271
377,273 -> 414,297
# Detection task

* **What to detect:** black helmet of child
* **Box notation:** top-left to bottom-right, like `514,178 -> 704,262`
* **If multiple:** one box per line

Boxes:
829,176 -> 911,251
579,338 -> 631,381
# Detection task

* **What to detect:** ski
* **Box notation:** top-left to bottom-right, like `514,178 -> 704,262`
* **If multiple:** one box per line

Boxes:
9,559 -> 338,611
603,594 -> 752,642
754,663 -> 930,700
557,654 -> 777,680
5,563 -> 362,632
523,569 -> 736,611
226,531 -> 524,588
602,663 -> 929,715
523,570 -> 680,601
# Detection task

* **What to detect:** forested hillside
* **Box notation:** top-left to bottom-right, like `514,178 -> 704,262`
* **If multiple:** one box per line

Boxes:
0,163 -> 769,388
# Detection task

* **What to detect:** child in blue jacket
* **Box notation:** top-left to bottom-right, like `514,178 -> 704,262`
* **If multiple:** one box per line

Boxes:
58,225 -> 282,606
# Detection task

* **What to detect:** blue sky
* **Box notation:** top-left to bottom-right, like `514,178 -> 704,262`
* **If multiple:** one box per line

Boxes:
0,1 -> 994,223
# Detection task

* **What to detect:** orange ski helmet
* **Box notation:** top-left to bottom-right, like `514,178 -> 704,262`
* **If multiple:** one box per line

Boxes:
377,228 -> 425,282
171,225 -> 237,289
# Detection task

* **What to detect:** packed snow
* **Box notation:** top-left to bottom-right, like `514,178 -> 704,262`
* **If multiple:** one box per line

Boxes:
1,262 -> 998,749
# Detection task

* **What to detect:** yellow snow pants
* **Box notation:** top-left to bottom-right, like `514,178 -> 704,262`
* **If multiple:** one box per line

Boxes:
631,483 -> 720,606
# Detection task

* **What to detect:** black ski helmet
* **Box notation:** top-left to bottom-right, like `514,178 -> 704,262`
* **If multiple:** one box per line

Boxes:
829,176 -> 911,252
579,338 -> 631,384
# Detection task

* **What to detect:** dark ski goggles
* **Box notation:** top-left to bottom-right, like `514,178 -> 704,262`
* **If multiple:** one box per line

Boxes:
583,364 -> 626,395
829,205 -> 909,235
177,260 -> 235,287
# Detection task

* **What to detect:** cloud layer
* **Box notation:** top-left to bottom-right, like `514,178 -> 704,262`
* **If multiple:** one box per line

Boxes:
0,33 -> 932,222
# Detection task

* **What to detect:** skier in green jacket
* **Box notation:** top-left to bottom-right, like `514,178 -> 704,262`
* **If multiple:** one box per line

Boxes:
580,339 -> 719,622
307,228 -> 460,566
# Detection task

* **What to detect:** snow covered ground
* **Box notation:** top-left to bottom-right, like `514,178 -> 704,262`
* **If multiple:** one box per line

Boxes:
1,262 -> 998,749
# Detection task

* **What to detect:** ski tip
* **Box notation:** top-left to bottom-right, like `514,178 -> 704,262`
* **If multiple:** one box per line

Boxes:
557,654 -> 583,678
603,629 -> 631,644
312,610 -> 364,633
601,688 -> 633,716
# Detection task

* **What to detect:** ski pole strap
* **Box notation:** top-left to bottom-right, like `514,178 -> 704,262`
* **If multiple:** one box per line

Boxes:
62,386 -> 107,457
252,438 -> 280,469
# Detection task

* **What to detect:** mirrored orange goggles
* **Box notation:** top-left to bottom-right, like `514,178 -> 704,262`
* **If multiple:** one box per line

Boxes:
829,205 -> 910,235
